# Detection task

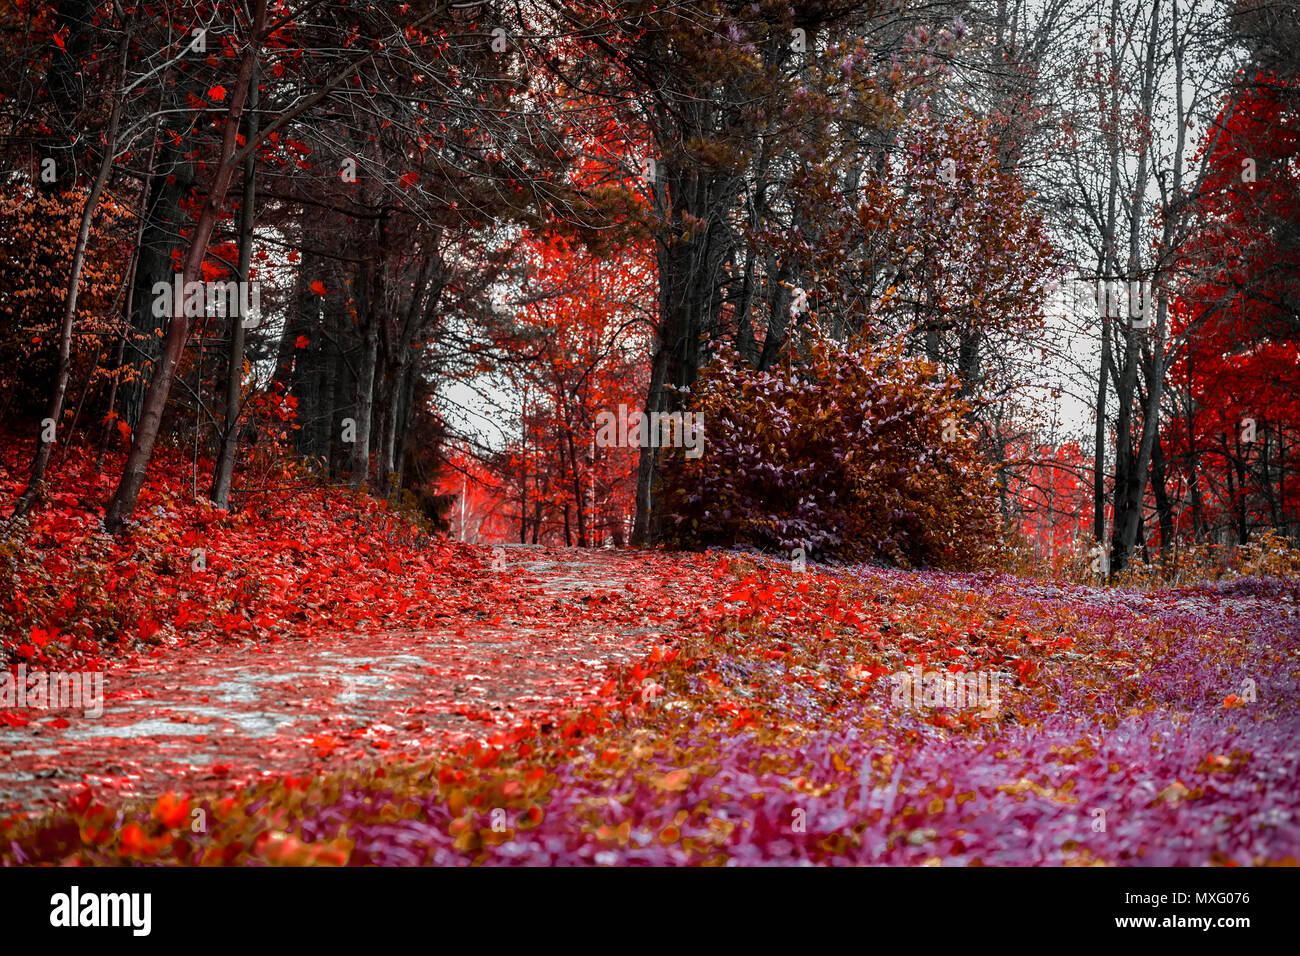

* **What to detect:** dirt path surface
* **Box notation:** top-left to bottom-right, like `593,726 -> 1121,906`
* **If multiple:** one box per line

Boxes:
0,547 -> 707,815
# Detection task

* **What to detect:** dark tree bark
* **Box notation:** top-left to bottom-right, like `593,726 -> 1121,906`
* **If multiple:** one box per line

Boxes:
105,0 -> 267,533
210,61 -> 259,508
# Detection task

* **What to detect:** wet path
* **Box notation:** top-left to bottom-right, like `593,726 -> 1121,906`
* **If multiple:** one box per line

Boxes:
0,547 -> 708,815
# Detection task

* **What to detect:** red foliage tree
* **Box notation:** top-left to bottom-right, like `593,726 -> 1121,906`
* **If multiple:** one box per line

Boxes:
1164,76 -> 1300,543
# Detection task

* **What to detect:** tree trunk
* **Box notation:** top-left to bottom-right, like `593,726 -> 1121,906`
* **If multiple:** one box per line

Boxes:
632,158 -> 735,543
350,317 -> 378,487
1109,0 -> 1161,573
1117,292 -> 1168,564
1150,422 -> 1174,559
121,138 -> 197,430
390,364 -> 417,495
104,0 -> 266,533
1093,307 -> 1111,544
379,359 -> 409,494
210,61 -> 259,508
567,426 -> 587,547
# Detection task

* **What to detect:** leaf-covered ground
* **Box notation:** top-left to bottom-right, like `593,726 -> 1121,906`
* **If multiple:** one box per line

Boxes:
4,483 -> 1298,863
0,545 -> 713,814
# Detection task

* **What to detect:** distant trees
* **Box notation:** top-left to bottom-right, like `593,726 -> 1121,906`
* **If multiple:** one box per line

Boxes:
479,234 -> 651,545
1162,42 -> 1300,549
1026,0 -> 1300,573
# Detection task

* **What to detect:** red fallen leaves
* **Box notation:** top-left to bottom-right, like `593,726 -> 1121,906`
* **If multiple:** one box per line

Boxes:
3,437 -> 721,815
119,822 -> 177,858
256,831 -> 351,867
1,436 -> 495,670
152,792 -> 189,828
2,549 -> 1295,867
309,734 -> 343,756
13,427 -> 1232,865
715,701 -> 757,731
453,706 -> 497,723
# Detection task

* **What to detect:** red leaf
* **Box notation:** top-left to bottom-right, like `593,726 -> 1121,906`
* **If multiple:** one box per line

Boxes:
153,792 -> 189,829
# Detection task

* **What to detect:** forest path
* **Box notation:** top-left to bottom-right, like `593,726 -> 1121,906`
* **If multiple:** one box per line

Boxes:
0,546 -> 710,815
